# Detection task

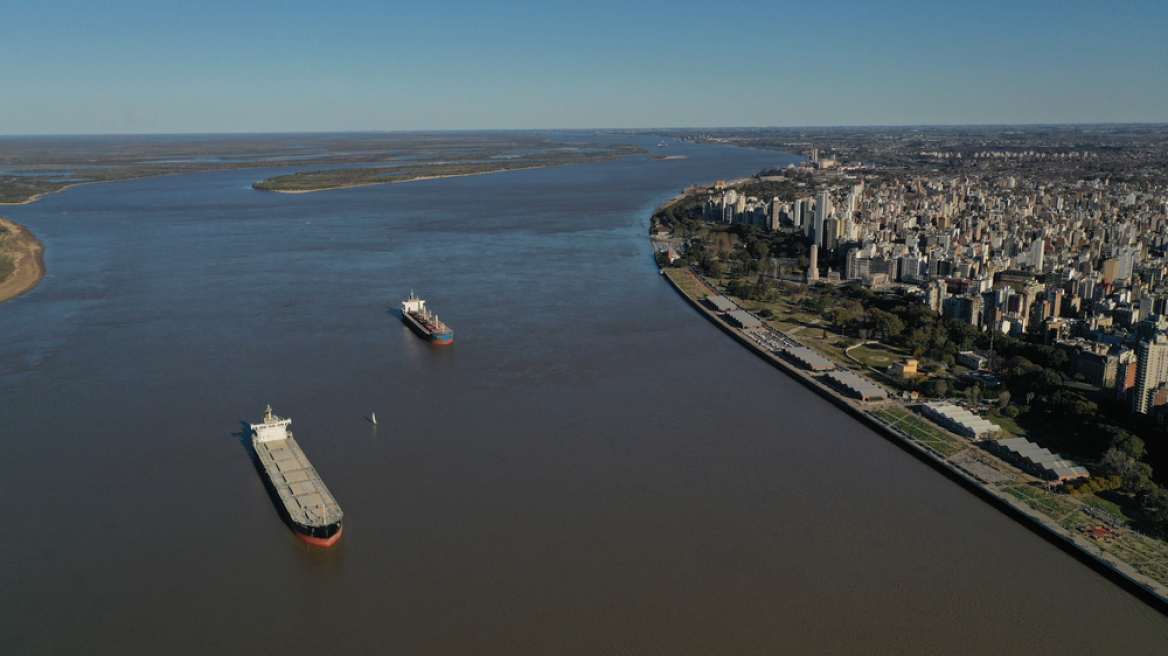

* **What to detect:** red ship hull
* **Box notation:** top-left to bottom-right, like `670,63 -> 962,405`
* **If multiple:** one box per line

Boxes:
296,525 -> 343,547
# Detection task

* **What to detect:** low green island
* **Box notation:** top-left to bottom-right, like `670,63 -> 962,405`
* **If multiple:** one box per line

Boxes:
0,133 -> 648,205
251,142 -> 648,193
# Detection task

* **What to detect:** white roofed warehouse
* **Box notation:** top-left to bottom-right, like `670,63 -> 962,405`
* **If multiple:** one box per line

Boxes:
704,295 -> 737,312
781,345 -> 836,371
993,437 -> 1090,481
920,402 -> 1000,440
726,309 -> 762,329
825,370 -> 888,401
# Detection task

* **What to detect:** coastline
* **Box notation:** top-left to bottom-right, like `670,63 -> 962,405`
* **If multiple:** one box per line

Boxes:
0,217 -> 47,304
0,165 -> 563,203
656,264 -> 1168,612
263,166 -> 555,194
0,171 -> 201,207
0,180 -> 99,206
258,161 -> 578,195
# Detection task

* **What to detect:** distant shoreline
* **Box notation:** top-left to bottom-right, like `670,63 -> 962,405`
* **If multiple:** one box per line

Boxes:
0,162 -> 571,202
0,173 -> 193,207
0,180 -> 96,206
0,217 -> 46,304
261,164 -> 561,195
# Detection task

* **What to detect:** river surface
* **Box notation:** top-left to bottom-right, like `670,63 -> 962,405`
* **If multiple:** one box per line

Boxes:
2,136 -> 1167,654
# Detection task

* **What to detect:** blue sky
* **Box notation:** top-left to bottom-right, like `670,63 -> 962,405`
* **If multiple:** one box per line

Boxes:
4,0 -> 1166,134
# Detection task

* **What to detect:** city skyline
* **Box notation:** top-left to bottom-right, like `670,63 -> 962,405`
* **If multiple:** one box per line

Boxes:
5,0 -> 1167,135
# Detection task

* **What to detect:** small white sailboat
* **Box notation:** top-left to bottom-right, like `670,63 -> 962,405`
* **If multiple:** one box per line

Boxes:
371,412 -> 377,425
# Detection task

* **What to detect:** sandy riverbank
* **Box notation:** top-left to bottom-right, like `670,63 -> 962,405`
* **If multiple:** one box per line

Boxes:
0,217 -> 46,304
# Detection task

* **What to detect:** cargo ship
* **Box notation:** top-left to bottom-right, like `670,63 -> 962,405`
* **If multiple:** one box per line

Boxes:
401,292 -> 453,344
250,405 -> 344,546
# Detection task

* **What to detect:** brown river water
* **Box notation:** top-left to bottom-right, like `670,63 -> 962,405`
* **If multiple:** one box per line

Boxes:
1,135 -> 1166,654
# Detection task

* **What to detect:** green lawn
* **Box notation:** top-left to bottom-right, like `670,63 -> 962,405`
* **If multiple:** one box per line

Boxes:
664,269 -> 712,300
849,344 -> 907,370
987,415 -> 1027,436
799,331 -> 859,368
1002,484 -> 1077,515
1081,494 -> 1134,522
875,407 -> 965,456
741,296 -> 816,328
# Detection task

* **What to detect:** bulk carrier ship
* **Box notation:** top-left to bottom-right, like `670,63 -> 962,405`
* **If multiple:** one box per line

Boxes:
401,292 -> 453,344
250,405 -> 344,546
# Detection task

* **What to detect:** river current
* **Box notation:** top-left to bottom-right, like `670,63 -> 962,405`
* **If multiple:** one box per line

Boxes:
2,136 -> 1166,654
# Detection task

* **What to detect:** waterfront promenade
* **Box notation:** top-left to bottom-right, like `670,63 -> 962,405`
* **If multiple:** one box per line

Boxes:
657,261 -> 1168,611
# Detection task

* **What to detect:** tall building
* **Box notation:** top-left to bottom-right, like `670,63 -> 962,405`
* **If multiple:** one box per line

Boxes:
1116,349 -> 1138,401
1117,246 -> 1137,281
898,254 -> 925,283
823,218 -> 840,251
943,295 -> 984,328
1045,288 -> 1064,318
808,245 -> 819,282
1029,238 -> 1045,272
926,280 -> 949,313
1133,335 -> 1168,414
1102,258 -> 1120,282
814,190 -> 831,246
845,248 -> 863,280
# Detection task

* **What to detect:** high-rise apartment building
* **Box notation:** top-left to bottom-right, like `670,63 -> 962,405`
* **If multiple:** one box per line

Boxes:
814,190 -> 831,247
1132,335 -> 1168,414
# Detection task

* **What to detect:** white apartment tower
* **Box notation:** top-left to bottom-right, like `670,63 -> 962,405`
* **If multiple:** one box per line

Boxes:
1029,238 -> 1045,272
1133,335 -> 1168,414
847,183 -> 862,216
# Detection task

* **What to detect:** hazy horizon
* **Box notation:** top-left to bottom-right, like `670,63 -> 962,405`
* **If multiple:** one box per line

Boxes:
6,0 -> 1166,135
5,122 -> 1168,140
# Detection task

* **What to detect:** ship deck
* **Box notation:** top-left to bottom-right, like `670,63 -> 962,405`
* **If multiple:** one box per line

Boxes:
405,311 -> 450,336
253,435 -> 343,529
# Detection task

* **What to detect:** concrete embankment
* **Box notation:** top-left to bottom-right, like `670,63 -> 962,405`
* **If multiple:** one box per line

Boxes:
658,266 -> 1168,613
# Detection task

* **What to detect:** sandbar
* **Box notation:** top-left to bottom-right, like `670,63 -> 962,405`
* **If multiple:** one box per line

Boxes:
0,217 -> 46,304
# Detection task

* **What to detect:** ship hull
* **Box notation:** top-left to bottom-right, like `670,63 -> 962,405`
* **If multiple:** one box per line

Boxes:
295,523 -> 343,547
402,312 -> 453,344
251,427 -> 344,548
